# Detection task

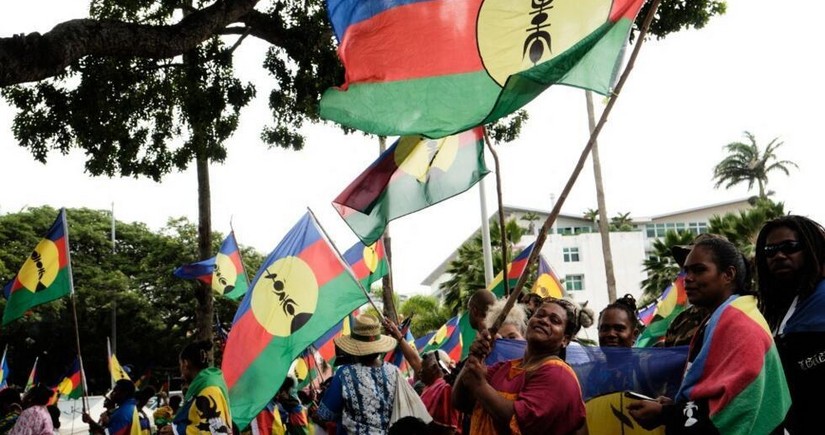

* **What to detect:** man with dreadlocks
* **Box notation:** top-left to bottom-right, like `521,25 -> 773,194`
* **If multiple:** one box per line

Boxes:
756,215 -> 825,434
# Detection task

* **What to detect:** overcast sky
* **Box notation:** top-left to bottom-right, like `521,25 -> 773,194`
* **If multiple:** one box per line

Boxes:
2,0 -> 823,296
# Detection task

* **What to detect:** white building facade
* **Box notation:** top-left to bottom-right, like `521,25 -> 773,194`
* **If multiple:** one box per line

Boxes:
421,199 -> 753,339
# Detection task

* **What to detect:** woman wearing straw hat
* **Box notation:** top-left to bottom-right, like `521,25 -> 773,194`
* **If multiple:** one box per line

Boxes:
317,313 -> 429,434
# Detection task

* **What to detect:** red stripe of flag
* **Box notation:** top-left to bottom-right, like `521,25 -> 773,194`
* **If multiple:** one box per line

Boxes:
339,0 -> 483,85
297,240 -> 344,288
610,0 -> 646,21
223,312 -> 273,388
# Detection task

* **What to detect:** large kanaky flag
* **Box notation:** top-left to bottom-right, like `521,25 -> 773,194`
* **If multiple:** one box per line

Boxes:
3,208 -> 73,325
321,0 -> 646,137
222,213 -> 368,429
173,231 -> 249,300
334,127 -> 488,245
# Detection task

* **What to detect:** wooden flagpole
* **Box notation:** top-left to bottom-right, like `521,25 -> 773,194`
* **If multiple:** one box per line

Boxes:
489,0 -> 663,335
306,208 -> 385,319
482,129 -> 511,297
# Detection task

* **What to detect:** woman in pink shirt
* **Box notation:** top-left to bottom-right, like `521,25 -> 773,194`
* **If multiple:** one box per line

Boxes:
10,385 -> 53,435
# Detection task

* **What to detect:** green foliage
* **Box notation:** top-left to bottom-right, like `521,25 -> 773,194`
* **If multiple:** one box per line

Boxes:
707,198 -> 785,257
641,230 -> 695,302
440,218 -> 527,315
637,0 -> 728,40
398,295 -> 451,338
609,212 -> 634,232
712,131 -> 797,199
0,206 -> 263,394
640,199 -> 785,303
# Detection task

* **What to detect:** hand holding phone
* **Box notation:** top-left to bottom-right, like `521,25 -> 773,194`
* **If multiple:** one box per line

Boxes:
624,390 -> 656,401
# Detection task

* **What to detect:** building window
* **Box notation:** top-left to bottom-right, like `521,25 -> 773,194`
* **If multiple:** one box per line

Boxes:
646,222 -> 699,238
688,222 -> 708,235
565,274 -> 584,291
563,247 -> 580,262
555,226 -> 593,235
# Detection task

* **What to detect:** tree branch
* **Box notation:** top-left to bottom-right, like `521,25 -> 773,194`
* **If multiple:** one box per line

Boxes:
0,0 -> 259,86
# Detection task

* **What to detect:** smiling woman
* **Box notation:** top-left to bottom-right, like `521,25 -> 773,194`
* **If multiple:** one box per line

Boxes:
451,298 -> 592,435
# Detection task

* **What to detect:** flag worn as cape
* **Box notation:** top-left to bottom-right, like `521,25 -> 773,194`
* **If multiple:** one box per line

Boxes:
321,0 -> 647,138
675,295 -> 790,435
333,128 -> 488,245
532,255 -> 564,298
0,346 -> 8,389
342,239 -> 389,289
421,316 -> 462,363
635,273 -> 687,347
222,213 -> 368,430
57,357 -> 84,399
3,208 -> 73,325
488,242 -> 535,298
173,231 -> 249,300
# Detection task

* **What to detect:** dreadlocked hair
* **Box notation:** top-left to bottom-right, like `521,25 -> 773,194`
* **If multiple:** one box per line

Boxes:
755,216 -> 825,329
599,294 -> 640,332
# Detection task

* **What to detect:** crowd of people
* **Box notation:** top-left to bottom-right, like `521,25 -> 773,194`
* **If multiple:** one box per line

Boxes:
1,215 -> 824,434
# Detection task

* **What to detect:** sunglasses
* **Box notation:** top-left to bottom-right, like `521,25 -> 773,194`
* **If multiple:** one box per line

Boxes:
763,240 -> 803,258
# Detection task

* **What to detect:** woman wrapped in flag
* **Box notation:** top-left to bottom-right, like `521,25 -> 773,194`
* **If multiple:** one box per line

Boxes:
161,340 -> 231,435
83,380 -> 140,435
628,237 -> 791,434
452,297 -> 593,435
755,216 -> 825,434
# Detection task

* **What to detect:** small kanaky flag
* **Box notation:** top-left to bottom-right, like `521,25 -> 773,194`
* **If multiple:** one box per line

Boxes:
3,208 -> 73,325
173,232 -> 250,300
108,338 -> 131,384
57,357 -> 84,399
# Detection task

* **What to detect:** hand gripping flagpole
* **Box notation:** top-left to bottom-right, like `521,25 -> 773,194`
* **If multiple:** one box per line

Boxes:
306,208 -> 385,321
487,0 -> 663,338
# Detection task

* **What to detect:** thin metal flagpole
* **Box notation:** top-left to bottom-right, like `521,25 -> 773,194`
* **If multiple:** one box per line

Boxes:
306,208 -> 384,320
488,0 -> 664,335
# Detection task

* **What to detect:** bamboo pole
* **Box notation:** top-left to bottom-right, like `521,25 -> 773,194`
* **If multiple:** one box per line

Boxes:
489,0 -> 663,334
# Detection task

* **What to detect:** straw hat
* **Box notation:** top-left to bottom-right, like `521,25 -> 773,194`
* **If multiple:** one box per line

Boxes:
334,314 -> 397,356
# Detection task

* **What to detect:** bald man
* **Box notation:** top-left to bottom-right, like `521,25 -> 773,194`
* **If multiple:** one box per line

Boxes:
467,289 -> 496,331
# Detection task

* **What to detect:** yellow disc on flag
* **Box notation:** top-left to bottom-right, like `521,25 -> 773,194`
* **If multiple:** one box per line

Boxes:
477,0 -> 611,86
212,253 -> 238,295
18,240 -> 60,292
395,135 -> 459,182
362,244 -> 379,273
293,358 -> 309,381
251,256 -> 319,337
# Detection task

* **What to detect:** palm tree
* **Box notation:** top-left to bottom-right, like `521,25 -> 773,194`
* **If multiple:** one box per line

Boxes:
440,218 -> 526,315
610,212 -> 634,232
713,131 -> 797,198
583,208 -> 599,223
641,230 -> 696,302
398,295 -> 452,338
707,198 -> 785,258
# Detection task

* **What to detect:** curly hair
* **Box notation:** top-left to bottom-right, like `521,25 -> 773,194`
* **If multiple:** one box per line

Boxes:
542,297 -> 594,338
599,294 -> 640,332
755,216 -> 825,328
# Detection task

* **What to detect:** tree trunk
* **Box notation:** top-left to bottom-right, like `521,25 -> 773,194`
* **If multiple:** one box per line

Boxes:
195,154 -> 214,342
586,91 -> 617,303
